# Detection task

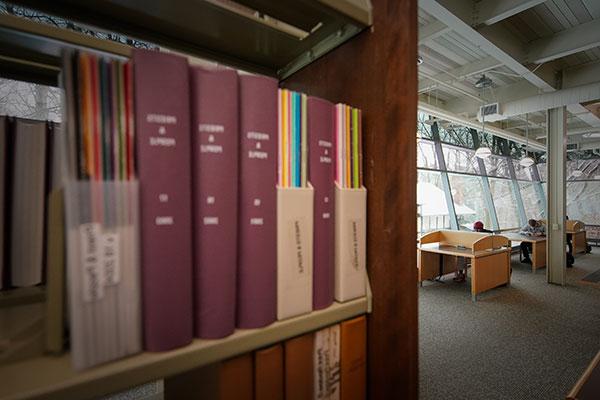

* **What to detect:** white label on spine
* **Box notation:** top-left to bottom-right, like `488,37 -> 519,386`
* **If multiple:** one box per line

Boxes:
288,218 -> 308,278
80,223 -> 104,302
349,219 -> 362,271
103,232 -> 120,286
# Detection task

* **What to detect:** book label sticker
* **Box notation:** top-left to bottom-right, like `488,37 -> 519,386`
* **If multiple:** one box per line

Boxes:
288,217 -> 308,279
103,231 -> 120,285
347,219 -> 363,271
80,223 -> 105,302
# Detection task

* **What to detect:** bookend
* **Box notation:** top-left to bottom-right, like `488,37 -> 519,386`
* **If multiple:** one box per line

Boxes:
64,180 -> 142,370
334,183 -> 367,302
276,184 -> 314,320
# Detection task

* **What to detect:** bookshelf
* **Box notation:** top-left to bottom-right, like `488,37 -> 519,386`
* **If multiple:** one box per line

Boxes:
0,287 -> 45,309
1,0 -> 371,81
0,0 -> 418,398
0,297 -> 369,400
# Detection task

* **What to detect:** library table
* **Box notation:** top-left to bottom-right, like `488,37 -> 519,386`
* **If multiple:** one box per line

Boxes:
503,232 -> 546,272
418,243 -> 511,301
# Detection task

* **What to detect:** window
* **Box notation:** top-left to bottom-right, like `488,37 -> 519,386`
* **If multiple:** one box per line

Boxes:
447,173 -> 492,230
519,181 -> 544,220
489,178 -> 520,229
0,78 -> 61,122
442,144 -> 479,174
482,155 -> 510,178
511,159 -> 532,181
536,163 -> 547,182
567,159 -> 600,180
567,181 -> 600,225
417,139 -> 438,170
417,170 -> 452,233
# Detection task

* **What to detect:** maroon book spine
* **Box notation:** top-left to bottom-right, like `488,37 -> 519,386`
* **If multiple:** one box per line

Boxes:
308,97 -> 335,310
133,49 -> 193,351
236,74 -> 278,329
190,67 -> 239,338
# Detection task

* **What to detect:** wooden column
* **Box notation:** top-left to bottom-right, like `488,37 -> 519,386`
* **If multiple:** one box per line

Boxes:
284,0 -> 418,397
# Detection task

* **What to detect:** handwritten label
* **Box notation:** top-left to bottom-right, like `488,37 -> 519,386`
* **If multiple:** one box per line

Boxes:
349,219 -> 361,271
79,223 -> 104,302
288,218 -> 308,277
103,232 -> 120,286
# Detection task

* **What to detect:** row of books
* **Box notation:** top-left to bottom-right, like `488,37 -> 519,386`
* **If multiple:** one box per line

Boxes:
164,316 -> 367,400
0,117 -> 57,291
335,104 -> 362,189
63,51 -> 135,181
278,89 -> 308,188
4,47 -> 367,370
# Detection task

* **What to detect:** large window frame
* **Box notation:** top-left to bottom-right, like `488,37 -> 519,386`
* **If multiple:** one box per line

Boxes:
417,117 -> 547,234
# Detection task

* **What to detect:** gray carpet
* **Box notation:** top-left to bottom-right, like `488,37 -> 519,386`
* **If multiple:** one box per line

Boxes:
419,251 -> 600,400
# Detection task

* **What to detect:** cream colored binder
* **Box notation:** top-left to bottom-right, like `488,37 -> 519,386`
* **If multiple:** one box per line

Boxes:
334,184 -> 367,302
276,184 -> 314,320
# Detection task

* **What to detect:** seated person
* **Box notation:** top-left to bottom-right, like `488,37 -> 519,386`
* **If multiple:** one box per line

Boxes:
473,220 -> 492,233
519,219 -> 545,264
454,221 -> 493,282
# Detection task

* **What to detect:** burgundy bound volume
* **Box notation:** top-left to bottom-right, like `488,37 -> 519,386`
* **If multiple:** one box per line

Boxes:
236,74 -> 278,329
308,97 -> 335,310
133,49 -> 193,351
190,67 -> 239,338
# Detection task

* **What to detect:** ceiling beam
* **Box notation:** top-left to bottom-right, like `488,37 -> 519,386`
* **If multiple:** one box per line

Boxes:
419,0 -> 556,92
473,0 -> 546,26
419,20 -> 450,44
527,18 -> 600,64
419,100 -> 546,150
497,82 -> 600,119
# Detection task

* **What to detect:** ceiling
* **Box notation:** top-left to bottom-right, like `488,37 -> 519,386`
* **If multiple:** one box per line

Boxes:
418,0 -> 600,153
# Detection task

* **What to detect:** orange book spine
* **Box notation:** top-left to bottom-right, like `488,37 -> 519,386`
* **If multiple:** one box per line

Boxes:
255,344 -> 284,400
340,316 -> 367,400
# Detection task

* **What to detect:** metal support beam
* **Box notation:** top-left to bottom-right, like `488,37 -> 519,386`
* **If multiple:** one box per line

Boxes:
530,165 -> 547,217
546,107 -> 567,285
474,0 -> 546,26
432,122 -> 459,230
506,156 -> 528,227
527,18 -> 600,64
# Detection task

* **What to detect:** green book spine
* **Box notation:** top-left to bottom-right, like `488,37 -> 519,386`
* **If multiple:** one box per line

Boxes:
352,108 -> 359,188
301,93 -> 308,188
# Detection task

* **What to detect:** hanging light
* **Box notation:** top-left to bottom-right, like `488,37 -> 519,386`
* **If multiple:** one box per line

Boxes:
475,146 -> 492,158
475,81 -> 492,159
519,113 -> 536,167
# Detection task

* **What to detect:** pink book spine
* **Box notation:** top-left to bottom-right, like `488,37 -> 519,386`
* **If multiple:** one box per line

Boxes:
190,67 -> 239,338
133,49 -> 193,351
236,74 -> 278,329
308,97 -> 335,310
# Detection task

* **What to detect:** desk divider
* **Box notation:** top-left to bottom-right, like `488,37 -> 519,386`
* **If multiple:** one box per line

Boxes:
276,184 -> 314,320
335,184 -> 367,302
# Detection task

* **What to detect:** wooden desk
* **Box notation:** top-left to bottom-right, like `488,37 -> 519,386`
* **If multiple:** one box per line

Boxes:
503,232 -> 546,272
418,243 -> 511,301
567,229 -> 588,254
567,351 -> 600,400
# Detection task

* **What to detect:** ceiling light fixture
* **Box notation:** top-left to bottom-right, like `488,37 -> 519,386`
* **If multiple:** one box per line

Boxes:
475,77 -> 492,159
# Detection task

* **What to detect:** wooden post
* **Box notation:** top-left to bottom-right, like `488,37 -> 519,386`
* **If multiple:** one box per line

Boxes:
283,0 -> 418,397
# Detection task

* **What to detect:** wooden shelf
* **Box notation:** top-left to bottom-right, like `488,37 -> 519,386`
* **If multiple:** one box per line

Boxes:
2,0 -> 372,82
0,287 -> 46,309
0,297 -> 368,400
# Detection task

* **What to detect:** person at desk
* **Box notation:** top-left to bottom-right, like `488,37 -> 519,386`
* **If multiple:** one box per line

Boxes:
473,221 -> 492,233
454,221 -> 493,282
519,219 -> 545,264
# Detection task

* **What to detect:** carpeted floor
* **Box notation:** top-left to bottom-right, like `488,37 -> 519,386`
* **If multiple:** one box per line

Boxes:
419,250 -> 600,400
